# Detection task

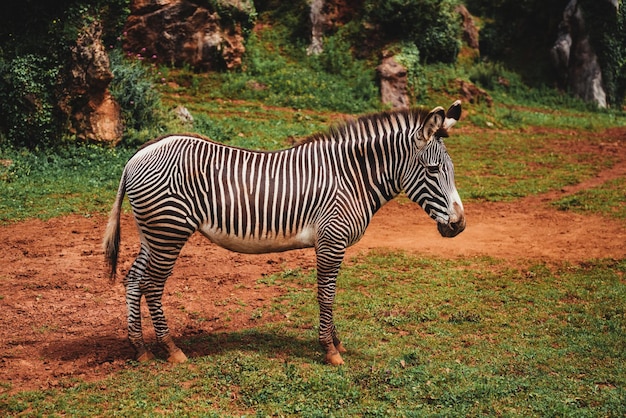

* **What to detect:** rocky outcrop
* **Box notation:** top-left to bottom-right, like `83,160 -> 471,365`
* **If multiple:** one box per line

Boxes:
123,0 -> 254,70
306,0 -> 363,55
456,4 -> 479,49
307,0 -> 325,55
551,0 -> 611,108
377,55 -> 409,110
61,20 -> 123,144
457,79 -> 493,107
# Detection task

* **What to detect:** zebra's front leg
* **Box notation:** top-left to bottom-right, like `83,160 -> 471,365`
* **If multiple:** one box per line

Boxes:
316,245 -> 347,365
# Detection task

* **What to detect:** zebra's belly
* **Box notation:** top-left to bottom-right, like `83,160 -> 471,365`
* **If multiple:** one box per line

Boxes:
199,224 -> 317,254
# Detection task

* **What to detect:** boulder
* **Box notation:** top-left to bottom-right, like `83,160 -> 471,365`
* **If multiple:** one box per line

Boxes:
457,79 -> 493,107
377,55 -> 409,110
123,0 -> 254,70
455,4 -> 479,49
61,20 -> 123,144
306,0 -> 363,55
551,0 -> 609,108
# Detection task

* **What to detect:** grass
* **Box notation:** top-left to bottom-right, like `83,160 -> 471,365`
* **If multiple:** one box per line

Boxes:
449,129 -> 617,202
0,145 -> 133,223
553,176 -> 626,221
1,254 -> 624,416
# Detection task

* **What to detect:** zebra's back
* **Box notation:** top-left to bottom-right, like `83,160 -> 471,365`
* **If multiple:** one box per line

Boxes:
123,134 -> 336,254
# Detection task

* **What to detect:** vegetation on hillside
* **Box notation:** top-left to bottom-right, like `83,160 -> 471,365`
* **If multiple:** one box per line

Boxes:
0,0 -> 624,149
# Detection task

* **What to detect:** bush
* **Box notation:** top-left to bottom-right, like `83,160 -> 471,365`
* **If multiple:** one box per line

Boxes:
393,42 -> 426,99
364,0 -> 462,64
0,54 -> 62,148
108,49 -> 167,145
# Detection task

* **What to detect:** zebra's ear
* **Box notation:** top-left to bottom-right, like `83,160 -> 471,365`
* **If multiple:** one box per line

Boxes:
422,107 -> 446,141
443,100 -> 462,130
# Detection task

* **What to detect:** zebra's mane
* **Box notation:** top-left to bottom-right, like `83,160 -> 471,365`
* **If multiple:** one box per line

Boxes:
300,107 -> 431,145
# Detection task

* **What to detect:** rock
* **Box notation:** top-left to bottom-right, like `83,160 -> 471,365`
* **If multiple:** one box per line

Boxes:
61,20 -> 123,144
306,0 -> 362,55
123,0 -> 255,70
455,4 -> 479,49
457,79 -> 493,107
307,0 -> 325,55
90,92 -> 123,143
551,0 -> 608,108
173,105 -> 193,125
377,55 -> 410,110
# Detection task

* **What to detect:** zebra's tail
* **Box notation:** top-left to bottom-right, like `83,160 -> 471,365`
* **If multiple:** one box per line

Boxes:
103,170 -> 126,282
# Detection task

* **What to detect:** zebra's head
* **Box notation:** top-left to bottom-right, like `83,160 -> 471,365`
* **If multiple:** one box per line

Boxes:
403,100 -> 465,238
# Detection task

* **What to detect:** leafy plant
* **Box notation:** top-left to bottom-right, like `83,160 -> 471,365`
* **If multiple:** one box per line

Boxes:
109,49 -> 167,146
0,54 -> 62,149
364,0 -> 462,63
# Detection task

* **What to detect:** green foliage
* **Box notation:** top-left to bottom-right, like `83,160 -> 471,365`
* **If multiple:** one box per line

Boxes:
394,42 -> 426,100
364,0 -> 462,63
579,0 -> 626,107
201,0 -> 257,36
108,49 -> 167,147
466,0 -> 569,86
0,54 -> 62,149
220,28 -> 380,113
0,1 -> 132,148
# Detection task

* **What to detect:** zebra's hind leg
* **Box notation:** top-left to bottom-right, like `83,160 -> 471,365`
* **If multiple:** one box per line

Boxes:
143,242 -> 189,363
124,245 -> 156,362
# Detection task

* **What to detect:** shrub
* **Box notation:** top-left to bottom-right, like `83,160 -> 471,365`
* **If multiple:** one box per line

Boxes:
108,49 -> 166,145
394,42 -> 426,99
0,54 -> 62,149
364,0 -> 462,64
579,0 -> 626,107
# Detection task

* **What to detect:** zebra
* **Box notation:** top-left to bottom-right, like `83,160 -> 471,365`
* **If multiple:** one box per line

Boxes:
103,100 -> 465,366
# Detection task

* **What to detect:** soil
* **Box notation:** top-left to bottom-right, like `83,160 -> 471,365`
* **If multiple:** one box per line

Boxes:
1,127 -> 626,394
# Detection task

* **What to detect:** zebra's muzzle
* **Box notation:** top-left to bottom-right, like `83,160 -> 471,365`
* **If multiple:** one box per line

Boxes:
437,202 -> 465,238
437,216 -> 465,238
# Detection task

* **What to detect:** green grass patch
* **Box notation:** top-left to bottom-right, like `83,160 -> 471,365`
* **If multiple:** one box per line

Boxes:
0,145 -> 133,223
2,253 -> 624,416
449,130 -> 615,202
553,176 -> 626,221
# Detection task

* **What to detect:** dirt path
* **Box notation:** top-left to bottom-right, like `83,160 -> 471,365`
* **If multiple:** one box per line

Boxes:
1,130 -> 625,394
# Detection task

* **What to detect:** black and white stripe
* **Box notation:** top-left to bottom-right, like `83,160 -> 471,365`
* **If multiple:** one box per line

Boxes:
103,101 -> 465,364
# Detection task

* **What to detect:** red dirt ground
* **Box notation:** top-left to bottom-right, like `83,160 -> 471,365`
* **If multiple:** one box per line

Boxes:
1,128 -> 625,394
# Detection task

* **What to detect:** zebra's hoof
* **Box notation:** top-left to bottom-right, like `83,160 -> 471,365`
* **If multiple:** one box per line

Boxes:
336,342 -> 347,354
325,351 -> 345,366
167,350 -> 188,364
136,350 -> 156,362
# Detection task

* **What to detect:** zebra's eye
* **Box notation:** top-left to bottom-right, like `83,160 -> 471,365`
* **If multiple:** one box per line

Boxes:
426,165 -> 439,174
